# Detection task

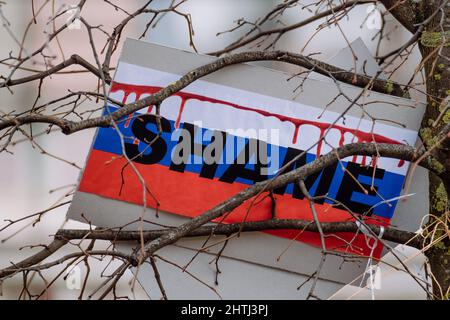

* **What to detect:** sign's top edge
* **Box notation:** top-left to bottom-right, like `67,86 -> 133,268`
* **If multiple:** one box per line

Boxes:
122,37 -> 426,106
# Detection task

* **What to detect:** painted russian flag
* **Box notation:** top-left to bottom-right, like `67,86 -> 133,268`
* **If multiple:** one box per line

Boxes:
78,62 -> 418,258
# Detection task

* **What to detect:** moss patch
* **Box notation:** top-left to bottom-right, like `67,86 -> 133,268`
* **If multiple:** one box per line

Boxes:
385,80 -> 394,94
432,183 -> 448,212
421,31 -> 450,48
420,127 -> 439,148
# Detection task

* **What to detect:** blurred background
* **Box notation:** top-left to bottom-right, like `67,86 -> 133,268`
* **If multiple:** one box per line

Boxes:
0,0 -> 425,299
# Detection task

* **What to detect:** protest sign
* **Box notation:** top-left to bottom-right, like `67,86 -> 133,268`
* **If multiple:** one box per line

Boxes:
68,39 -> 425,292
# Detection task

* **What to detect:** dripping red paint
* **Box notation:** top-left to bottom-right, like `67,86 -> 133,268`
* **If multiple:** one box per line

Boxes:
111,82 -> 405,167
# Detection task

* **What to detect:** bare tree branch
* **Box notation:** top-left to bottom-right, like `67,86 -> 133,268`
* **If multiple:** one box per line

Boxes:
55,219 -> 421,249
134,140 -> 448,263
0,50 -> 405,135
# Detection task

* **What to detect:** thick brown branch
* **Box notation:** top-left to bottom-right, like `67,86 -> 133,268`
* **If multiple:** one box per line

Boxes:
0,216 -> 420,279
135,142 -> 445,262
56,220 -> 421,249
0,50 -> 404,135
0,142 -> 436,278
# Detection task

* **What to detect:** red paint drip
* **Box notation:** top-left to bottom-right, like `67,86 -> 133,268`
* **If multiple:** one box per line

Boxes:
316,128 -> 326,159
292,125 -> 299,144
371,156 -> 379,168
361,153 -> 367,166
124,114 -> 133,128
339,132 -> 346,148
175,98 -> 188,129
121,92 -> 130,104
110,82 -> 406,167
